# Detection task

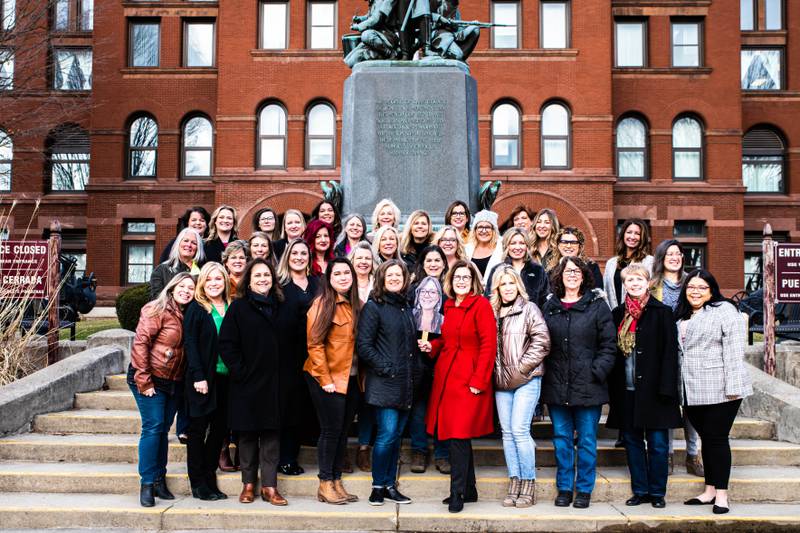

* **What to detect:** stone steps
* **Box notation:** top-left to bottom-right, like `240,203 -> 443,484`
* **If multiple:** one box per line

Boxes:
1,492 -> 800,531
0,462 -> 798,503
3,431 -> 796,467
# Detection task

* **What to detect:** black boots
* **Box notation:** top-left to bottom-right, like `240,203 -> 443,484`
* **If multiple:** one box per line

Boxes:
140,484 -> 155,507
153,478 -> 175,500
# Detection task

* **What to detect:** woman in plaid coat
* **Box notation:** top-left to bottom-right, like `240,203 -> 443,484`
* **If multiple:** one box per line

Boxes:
675,269 -> 752,515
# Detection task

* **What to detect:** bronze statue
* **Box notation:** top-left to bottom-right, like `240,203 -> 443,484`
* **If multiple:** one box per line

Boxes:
344,0 -> 503,67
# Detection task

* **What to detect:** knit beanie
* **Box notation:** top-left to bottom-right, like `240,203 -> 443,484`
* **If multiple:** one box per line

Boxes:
471,210 -> 499,233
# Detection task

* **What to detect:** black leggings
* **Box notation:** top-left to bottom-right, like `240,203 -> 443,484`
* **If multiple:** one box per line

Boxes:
448,438 -> 476,497
685,399 -> 742,490
305,373 -> 360,481
186,374 -> 230,489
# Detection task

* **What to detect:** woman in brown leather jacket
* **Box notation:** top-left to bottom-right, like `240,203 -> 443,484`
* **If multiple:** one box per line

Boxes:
128,272 -> 196,507
489,265 -> 550,508
304,257 -> 362,504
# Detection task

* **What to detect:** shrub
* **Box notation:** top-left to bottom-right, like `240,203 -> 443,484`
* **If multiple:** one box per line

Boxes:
116,283 -> 151,331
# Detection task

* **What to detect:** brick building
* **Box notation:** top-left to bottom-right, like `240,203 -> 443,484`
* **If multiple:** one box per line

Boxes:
0,0 -> 798,301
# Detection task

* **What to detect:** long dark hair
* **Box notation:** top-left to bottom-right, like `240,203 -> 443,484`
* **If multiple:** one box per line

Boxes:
251,207 -> 281,241
176,206 -> 211,238
615,218 -> 652,264
651,239 -> 686,290
309,258 -> 361,344
237,258 -> 284,302
444,200 -> 471,229
412,245 -> 449,283
549,256 -> 594,299
674,268 -> 730,321
311,200 -> 342,238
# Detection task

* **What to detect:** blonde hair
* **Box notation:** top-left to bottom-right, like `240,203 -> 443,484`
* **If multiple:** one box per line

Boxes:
489,264 -> 529,314
349,240 -> 378,275
206,205 -> 238,242
194,262 -> 232,312
501,227 -> 532,262
280,209 -> 306,239
531,208 -> 560,262
147,272 -> 195,317
467,221 -> 498,250
372,225 -> 401,262
276,237 -> 311,284
433,225 -> 466,260
621,262 -> 651,282
443,260 -> 484,299
371,198 -> 401,230
400,210 -> 432,255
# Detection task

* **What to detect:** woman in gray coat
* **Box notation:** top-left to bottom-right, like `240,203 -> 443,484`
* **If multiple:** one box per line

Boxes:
675,269 -> 752,515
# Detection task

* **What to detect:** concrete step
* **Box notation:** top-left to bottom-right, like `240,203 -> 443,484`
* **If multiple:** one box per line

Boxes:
3,432 -> 797,468
104,374 -> 128,391
1,492 -> 800,531
0,462 -> 798,504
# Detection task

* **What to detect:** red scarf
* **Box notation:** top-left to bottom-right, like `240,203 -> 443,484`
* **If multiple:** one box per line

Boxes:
617,293 -> 649,356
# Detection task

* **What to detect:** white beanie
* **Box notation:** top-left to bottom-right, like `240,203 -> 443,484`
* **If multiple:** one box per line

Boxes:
471,210 -> 499,232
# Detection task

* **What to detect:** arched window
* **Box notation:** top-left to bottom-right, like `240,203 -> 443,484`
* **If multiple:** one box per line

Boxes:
128,115 -> 158,178
49,124 -> 89,191
743,127 -> 785,193
492,103 -> 520,168
182,116 -> 213,178
0,129 -> 11,190
258,103 -> 286,168
541,102 -> 570,169
616,116 -> 647,179
306,103 -> 335,168
672,115 -> 703,179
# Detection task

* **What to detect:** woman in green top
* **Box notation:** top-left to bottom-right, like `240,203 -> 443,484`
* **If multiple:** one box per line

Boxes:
183,262 -> 233,501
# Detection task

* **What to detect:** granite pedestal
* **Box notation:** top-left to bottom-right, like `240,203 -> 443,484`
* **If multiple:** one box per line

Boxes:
341,60 -> 480,226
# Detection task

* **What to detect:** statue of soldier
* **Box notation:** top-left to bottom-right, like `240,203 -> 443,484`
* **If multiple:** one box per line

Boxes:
346,0 -> 401,67
351,0 -> 433,60
430,0 -> 480,61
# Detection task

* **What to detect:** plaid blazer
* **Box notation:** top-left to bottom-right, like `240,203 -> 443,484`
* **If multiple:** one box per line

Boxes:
677,301 -> 753,406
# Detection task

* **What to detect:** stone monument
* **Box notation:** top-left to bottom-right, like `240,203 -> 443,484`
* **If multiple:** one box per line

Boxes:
340,59 -> 480,224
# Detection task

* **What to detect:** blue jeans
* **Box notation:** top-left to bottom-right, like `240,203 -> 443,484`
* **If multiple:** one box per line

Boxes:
372,407 -> 410,487
358,401 -> 375,446
623,427 -> 670,498
409,392 -> 449,460
130,384 -> 178,484
548,404 -> 602,494
495,377 -> 542,479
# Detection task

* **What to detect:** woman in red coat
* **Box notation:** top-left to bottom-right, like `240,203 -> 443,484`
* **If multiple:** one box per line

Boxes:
419,260 -> 497,513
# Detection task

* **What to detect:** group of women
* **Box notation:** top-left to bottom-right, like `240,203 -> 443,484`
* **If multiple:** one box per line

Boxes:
128,199 -> 751,515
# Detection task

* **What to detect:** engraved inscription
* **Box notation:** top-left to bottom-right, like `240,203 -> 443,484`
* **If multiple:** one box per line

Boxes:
376,99 -> 446,157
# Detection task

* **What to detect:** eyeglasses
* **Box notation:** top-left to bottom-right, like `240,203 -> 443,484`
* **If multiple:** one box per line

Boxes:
451,211 -> 467,217
559,239 -> 579,246
686,284 -> 710,292
259,215 -> 275,221
420,289 -> 439,297
439,238 -> 457,244
453,275 -> 472,282
564,268 -> 582,277
475,226 -> 493,233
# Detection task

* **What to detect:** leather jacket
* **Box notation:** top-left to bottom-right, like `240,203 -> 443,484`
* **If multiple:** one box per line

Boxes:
494,296 -> 550,390
130,299 -> 186,392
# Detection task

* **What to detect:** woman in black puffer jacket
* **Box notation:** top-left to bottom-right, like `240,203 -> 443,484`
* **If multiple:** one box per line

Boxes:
356,259 -> 418,506
541,257 -> 616,510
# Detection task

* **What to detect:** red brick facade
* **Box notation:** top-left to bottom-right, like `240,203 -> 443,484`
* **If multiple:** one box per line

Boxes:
1,0 -> 798,301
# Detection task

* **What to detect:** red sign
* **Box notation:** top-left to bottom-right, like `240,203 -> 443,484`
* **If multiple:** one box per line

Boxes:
776,243 -> 800,304
0,240 -> 50,298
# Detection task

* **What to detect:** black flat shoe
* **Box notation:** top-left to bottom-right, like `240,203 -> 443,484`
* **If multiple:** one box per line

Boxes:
278,463 -> 304,476
684,497 -> 715,505
192,484 -> 220,501
383,486 -> 412,504
178,434 -> 189,445
368,488 -> 385,506
625,494 -> 650,506
554,490 -> 573,507
573,492 -> 591,509
651,497 -> 666,508
140,484 -> 155,507
442,485 -> 478,504
713,504 -> 730,514
448,493 -> 464,513
153,478 -> 175,500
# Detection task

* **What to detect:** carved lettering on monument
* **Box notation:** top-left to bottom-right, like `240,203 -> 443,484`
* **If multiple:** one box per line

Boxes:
376,99 -> 446,157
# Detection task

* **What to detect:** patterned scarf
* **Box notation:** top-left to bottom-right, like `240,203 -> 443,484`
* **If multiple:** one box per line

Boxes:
617,293 -> 649,356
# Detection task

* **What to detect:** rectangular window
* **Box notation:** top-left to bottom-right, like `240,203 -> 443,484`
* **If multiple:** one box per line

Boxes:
55,0 -> 69,30
261,1 -> 288,49
673,220 -> 707,271
0,134 -> 10,191
53,48 -> 92,90
672,21 -> 701,67
743,155 -> 783,192
615,20 -> 645,67
2,0 -> 15,30
765,0 -> 782,30
741,0 -> 754,30
123,220 -> 156,285
64,252 -> 87,278
309,1 -> 336,49
53,0 -> 92,31
492,2 -> 519,49
81,0 -> 93,31
51,153 -> 89,191
741,48 -> 782,90
184,20 -> 215,67
541,1 -> 568,49
0,48 -> 13,90
129,20 -> 160,67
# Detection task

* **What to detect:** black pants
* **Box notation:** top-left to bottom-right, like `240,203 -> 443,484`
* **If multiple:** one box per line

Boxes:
448,438 -> 476,497
685,399 -> 742,490
186,374 -> 229,489
305,373 -> 360,481
238,429 -> 280,487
